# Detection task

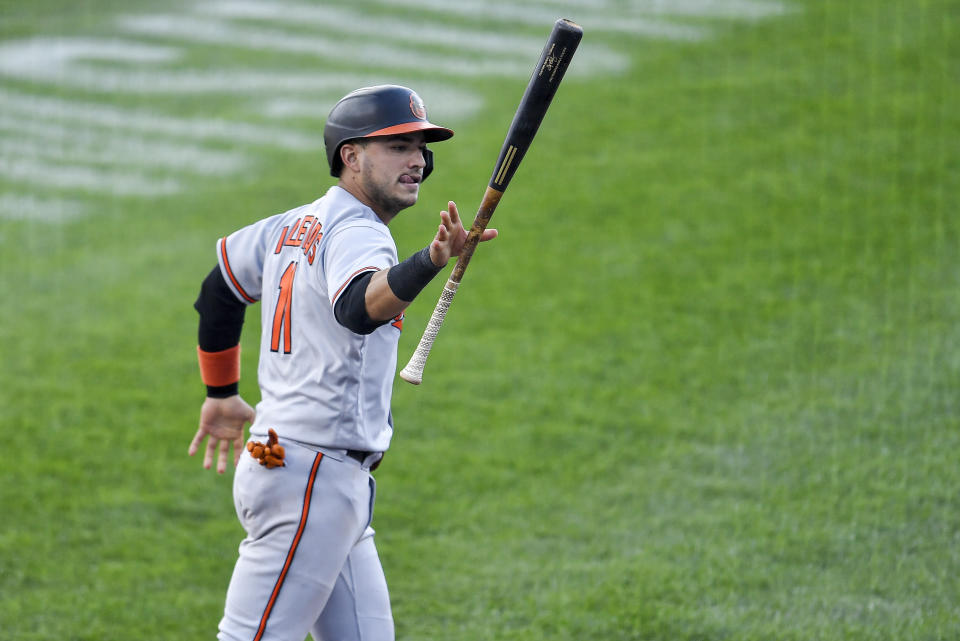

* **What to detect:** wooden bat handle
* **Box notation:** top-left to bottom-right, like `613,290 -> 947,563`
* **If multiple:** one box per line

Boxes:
399,186 -> 502,385
450,186 -> 503,284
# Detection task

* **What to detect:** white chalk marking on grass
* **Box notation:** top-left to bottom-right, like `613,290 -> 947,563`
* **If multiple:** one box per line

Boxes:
0,155 -> 181,197
0,36 -> 501,96
0,116 -> 248,176
358,0 -> 708,40
495,0 -> 789,20
201,0 -> 571,55
0,37 -> 180,90
118,14 -> 537,77
626,0 -> 789,19
0,88 -> 319,150
262,83 -> 484,123
0,36 -> 178,67
0,193 -> 87,222
188,4 -> 629,73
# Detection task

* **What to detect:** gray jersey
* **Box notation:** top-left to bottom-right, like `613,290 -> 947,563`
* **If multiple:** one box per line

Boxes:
217,185 -> 401,452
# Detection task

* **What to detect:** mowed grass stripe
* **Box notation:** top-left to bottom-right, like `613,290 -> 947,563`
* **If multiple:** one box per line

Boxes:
200,0 -> 559,56
0,37 -> 525,97
0,193 -> 87,221
0,156 -> 181,196
626,0 -> 790,18
0,39 -> 363,96
260,88 -> 484,121
0,88 -> 319,149
0,117 -> 248,176
117,14 -> 538,78
370,0 -> 711,40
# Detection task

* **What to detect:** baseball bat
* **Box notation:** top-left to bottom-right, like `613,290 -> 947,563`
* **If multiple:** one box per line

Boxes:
400,18 -> 583,385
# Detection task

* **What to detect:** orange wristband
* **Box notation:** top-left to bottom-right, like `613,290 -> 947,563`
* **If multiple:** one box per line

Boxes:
197,345 -> 241,387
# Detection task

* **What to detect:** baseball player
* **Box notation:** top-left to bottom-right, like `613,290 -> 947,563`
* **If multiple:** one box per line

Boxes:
187,85 -> 497,641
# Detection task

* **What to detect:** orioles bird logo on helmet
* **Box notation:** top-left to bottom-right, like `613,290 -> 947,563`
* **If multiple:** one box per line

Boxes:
409,94 -> 427,120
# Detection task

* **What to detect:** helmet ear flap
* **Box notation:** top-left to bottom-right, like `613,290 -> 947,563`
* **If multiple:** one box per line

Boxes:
422,147 -> 434,182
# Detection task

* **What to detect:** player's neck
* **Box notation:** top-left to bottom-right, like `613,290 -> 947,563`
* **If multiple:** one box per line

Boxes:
338,180 -> 398,225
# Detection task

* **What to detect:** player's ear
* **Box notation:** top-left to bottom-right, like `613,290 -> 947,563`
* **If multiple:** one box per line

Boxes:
340,141 -> 363,174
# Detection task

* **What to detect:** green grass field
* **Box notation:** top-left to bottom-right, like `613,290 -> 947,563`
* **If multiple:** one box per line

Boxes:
1,1 -> 958,639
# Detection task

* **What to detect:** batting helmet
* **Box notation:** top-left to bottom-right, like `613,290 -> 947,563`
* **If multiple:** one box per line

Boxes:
324,85 -> 454,180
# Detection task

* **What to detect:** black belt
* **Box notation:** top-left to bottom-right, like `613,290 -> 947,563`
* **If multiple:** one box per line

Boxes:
346,449 -> 374,463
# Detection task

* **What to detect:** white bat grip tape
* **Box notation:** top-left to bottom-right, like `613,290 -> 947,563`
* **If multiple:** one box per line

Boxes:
399,280 -> 459,384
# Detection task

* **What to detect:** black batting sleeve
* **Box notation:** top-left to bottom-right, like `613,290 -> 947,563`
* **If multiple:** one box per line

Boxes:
194,265 -> 247,397
334,271 -> 386,335
334,246 -> 444,335
387,246 -> 442,301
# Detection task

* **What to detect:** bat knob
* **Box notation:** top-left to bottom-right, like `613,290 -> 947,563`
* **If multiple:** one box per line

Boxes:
399,366 -> 422,385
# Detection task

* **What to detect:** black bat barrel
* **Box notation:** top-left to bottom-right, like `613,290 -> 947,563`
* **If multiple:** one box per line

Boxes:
489,18 -> 583,191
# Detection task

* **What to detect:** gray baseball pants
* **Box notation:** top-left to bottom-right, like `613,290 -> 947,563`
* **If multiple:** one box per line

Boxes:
217,438 -> 393,641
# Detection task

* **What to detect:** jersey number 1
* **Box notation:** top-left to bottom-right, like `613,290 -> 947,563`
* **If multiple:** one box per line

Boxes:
271,262 -> 296,353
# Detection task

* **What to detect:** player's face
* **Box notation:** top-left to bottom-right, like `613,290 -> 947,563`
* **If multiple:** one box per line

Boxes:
357,133 -> 428,217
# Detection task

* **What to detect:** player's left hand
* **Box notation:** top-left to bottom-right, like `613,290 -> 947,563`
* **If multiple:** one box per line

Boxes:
189,395 -> 257,474
429,201 -> 498,268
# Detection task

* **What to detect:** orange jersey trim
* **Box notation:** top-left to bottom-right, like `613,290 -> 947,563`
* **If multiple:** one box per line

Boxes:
254,452 -> 324,641
220,237 -> 257,304
197,345 -> 241,387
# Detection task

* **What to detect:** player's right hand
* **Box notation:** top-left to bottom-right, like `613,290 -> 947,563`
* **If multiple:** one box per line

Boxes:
429,201 -> 497,268
189,395 -> 257,474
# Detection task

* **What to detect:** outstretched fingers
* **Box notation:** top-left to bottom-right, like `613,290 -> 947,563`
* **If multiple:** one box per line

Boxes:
188,427 -> 206,458
442,201 -> 497,244
447,201 -> 461,227
217,437 -> 231,474
431,199 -> 498,264
200,433 -> 216,471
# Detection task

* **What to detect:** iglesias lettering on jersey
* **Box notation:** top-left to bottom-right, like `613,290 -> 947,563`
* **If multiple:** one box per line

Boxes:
273,215 -> 323,264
